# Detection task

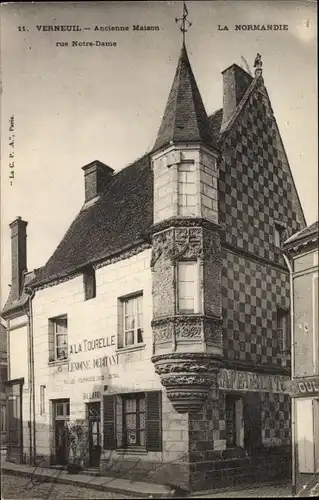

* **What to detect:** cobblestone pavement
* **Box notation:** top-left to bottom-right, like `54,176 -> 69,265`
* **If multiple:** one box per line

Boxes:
1,472 -> 129,499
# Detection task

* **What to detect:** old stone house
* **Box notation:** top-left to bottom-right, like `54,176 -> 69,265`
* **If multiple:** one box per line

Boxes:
1,42 -> 306,490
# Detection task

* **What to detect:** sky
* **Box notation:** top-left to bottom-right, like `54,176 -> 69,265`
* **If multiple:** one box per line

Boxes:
0,0 -> 317,308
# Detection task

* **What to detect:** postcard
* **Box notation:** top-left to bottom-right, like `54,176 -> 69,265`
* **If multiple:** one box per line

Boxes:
0,1 -> 318,498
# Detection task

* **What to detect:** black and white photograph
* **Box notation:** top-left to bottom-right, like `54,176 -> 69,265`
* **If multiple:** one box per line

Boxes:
0,1 -> 318,498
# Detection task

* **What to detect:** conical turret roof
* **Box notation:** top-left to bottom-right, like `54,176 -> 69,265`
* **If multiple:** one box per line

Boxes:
153,43 -> 214,151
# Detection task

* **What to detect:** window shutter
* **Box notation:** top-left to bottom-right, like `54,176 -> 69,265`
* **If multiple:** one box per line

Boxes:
103,395 -> 116,450
146,391 -> 162,452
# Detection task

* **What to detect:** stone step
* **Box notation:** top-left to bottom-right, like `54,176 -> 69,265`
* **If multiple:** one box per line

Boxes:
83,468 -> 101,477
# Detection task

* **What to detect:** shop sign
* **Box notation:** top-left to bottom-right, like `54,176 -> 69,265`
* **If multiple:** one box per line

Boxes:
291,377 -> 319,397
69,335 -> 115,355
218,369 -> 291,393
83,391 -> 100,401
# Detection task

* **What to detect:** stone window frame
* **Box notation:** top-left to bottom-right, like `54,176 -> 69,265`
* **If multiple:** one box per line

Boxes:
117,292 -> 144,350
177,161 -> 197,216
276,306 -> 290,353
48,315 -> 68,363
176,260 -> 200,314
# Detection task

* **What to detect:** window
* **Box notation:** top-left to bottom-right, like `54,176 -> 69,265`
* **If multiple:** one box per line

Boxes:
54,399 -> 70,419
277,308 -> 290,351
274,221 -> 286,248
177,261 -> 198,314
274,227 -> 281,247
178,162 -> 196,216
83,267 -> 96,300
40,385 -> 46,415
296,398 -> 319,473
123,393 -> 146,448
49,316 -> 68,362
103,391 -> 162,452
118,294 -> 143,349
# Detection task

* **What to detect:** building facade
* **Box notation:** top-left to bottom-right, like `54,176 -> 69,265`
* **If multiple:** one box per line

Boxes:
1,217 -> 37,463
283,221 -> 319,496
2,44 -> 307,491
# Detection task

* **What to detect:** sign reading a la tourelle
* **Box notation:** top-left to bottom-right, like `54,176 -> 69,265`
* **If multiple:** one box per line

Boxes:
67,335 -> 117,373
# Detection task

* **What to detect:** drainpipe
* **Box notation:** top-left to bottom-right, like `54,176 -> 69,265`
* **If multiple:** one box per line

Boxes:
24,288 -> 36,465
283,252 -> 296,496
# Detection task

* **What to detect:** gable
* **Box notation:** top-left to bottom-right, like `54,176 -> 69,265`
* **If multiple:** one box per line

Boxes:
218,75 -> 306,266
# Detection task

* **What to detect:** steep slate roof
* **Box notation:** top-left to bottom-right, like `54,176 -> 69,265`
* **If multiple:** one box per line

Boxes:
153,43 -> 217,152
29,50 -> 305,289
209,108 -> 223,144
32,154 -> 153,287
283,220 -> 318,251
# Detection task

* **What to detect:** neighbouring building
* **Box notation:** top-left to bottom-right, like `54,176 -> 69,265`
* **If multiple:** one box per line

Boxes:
2,42 -> 307,491
0,322 -> 8,445
1,217 -> 38,464
283,221 -> 319,496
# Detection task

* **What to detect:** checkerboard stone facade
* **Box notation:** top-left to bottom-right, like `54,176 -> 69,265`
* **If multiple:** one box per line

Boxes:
222,250 -> 290,366
260,392 -> 291,446
219,78 -> 304,265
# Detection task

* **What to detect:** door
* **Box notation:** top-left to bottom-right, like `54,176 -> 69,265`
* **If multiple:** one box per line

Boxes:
6,382 -> 23,463
225,394 -> 237,447
243,391 -> 262,455
55,420 -> 68,465
88,402 -> 101,467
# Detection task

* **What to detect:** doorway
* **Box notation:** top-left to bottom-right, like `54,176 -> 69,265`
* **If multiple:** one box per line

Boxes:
87,402 -> 101,467
53,399 -> 70,466
5,380 -> 23,464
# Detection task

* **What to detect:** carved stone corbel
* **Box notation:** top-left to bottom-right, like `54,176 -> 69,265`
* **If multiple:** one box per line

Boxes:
152,352 -> 223,413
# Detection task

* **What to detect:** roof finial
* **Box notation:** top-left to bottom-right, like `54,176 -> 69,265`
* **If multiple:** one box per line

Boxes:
254,53 -> 263,77
175,0 -> 192,45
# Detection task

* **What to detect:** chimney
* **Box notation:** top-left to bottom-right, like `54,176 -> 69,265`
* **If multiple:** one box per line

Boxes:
221,64 -> 253,129
9,216 -> 28,301
81,160 -> 114,203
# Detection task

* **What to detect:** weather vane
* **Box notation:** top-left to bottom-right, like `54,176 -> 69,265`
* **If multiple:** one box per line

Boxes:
175,0 -> 192,44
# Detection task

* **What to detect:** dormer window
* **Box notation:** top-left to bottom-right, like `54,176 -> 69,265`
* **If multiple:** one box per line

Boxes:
83,266 -> 96,301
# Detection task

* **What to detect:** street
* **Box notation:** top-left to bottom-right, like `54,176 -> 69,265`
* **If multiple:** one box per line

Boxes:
1,471 -> 295,499
1,472 -> 129,499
